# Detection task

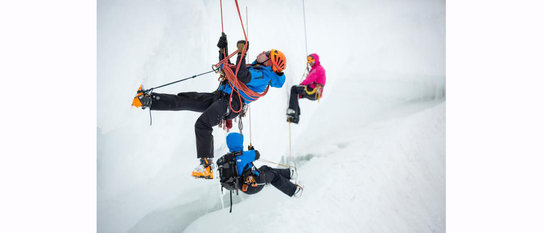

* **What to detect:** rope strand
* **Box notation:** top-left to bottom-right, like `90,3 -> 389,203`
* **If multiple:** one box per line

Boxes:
245,5 -> 253,146
289,122 -> 292,161
302,0 -> 309,56
216,0 -> 292,176
142,69 -> 215,93
216,0 -> 269,113
257,158 -> 296,169
220,0 -> 224,32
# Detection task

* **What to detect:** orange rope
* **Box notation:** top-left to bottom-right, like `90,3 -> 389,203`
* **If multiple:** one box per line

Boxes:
220,0 -> 224,32
216,0 -> 270,113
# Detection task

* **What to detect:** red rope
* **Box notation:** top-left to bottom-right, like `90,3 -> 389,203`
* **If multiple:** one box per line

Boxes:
233,0 -> 247,78
216,0 -> 269,113
220,0 -> 224,32
234,0 -> 247,41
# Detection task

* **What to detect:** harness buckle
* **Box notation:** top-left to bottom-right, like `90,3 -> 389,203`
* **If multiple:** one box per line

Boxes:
244,175 -> 258,187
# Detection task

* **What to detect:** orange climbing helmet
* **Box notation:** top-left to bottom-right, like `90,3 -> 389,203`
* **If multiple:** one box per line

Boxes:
269,49 -> 286,73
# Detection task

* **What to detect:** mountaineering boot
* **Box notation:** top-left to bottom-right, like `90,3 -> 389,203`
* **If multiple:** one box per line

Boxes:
289,166 -> 298,181
286,108 -> 296,116
293,184 -> 304,198
192,157 -> 214,179
131,85 -> 152,109
286,108 -> 299,124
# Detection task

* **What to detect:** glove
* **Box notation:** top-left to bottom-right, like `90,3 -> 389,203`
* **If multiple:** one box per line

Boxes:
237,40 -> 249,53
217,32 -> 228,49
248,145 -> 254,150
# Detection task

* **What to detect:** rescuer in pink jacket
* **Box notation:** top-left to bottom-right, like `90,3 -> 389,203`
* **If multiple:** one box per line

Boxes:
287,53 -> 326,124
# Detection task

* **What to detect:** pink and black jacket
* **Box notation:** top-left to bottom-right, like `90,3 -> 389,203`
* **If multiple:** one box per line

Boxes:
300,53 -> 326,96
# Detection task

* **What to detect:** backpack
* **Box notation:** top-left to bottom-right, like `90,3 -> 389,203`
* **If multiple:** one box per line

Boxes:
217,151 -> 243,192
216,150 -> 260,213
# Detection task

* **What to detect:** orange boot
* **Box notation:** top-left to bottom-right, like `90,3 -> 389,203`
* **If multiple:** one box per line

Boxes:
131,85 -> 152,109
191,158 -> 214,179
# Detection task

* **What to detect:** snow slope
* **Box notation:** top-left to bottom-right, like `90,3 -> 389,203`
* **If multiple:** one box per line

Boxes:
184,101 -> 445,233
98,0 -> 445,232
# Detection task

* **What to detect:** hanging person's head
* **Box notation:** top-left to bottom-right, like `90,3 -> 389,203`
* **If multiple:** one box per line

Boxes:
256,49 -> 287,74
307,53 -> 320,67
226,132 -> 244,152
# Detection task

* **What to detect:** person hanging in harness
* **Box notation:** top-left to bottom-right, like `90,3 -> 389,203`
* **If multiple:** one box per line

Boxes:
217,132 -> 303,199
132,33 -> 287,179
286,53 -> 326,124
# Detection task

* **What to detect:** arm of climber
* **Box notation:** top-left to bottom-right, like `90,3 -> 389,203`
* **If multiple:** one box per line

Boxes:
217,33 -> 232,64
234,40 -> 251,84
218,49 -> 231,64
300,69 -> 318,86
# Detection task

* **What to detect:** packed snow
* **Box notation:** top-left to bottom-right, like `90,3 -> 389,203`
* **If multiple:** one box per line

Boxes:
98,0 -> 445,232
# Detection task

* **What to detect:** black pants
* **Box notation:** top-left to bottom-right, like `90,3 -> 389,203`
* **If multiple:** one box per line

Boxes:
150,91 -> 243,158
288,85 -> 318,116
243,165 -> 296,197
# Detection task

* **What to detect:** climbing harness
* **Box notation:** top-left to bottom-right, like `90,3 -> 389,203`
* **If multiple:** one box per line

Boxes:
241,175 -> 258,192
304,84 -> 322,101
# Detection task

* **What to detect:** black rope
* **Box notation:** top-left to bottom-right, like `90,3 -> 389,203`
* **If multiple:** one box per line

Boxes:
139,68 -> 217,126
142,69 -> 216,94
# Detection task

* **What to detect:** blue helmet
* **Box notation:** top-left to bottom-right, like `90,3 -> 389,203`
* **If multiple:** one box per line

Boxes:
226,132 -> 244,152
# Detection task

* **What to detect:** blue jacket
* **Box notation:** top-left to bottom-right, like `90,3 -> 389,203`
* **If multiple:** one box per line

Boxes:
226,132 -> 260,176
219,61 -> 286,103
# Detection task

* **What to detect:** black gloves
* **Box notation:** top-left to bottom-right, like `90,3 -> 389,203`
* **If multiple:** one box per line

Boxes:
218,33 -> 248,54
217,32 -> 228,49
237,40 -> 249,53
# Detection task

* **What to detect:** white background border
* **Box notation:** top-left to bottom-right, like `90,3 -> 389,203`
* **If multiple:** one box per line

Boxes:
1,0 -> 543,232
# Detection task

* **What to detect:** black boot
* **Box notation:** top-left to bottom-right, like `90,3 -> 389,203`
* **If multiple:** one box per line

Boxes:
138,94 -> 152,109
132,85 -> 153,109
